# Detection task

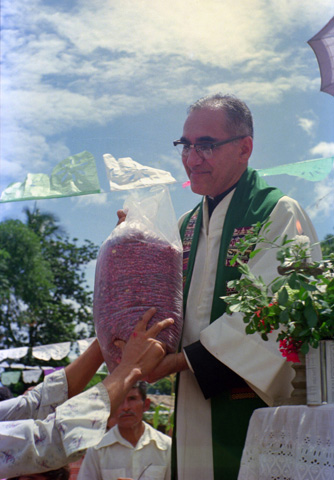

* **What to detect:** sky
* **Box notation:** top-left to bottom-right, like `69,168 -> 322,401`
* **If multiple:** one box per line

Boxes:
1,0 -> 334,291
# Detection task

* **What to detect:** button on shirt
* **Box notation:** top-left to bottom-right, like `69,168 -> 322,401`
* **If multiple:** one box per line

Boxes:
78,422 -> 171,480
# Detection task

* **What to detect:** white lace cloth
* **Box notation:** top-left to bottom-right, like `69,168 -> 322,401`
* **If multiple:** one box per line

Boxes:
238,405 -> 334,480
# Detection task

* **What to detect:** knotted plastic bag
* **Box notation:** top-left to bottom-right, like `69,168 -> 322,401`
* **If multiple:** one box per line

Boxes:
93,186 -> 183,371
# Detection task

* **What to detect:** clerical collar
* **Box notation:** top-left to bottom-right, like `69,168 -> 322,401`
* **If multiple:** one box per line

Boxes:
206,181 -> 239,218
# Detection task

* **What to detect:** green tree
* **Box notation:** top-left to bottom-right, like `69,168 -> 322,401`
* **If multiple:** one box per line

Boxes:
321,234 -> 334,257
147,374 -> 176,395
0,207 -> 98,354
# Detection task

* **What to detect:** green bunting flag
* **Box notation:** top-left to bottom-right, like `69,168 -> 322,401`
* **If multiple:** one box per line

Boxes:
0,151 -> 101,203
257,156 -> 333,181
1,154 -> 333,203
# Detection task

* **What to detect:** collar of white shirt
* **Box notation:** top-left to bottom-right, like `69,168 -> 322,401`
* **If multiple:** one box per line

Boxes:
94,422 -> 171,451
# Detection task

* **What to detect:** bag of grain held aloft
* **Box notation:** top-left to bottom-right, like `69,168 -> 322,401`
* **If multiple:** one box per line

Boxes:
93,186 -> 183,372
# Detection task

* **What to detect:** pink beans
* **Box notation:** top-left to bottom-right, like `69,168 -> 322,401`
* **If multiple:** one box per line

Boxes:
93,232 -> 183,371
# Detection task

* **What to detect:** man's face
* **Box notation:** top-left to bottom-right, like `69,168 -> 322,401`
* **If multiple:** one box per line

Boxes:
181,107 -> 252,197
115,387 -> 150,430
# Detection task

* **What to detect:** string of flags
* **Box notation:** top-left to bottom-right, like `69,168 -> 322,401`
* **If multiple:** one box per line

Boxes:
0,338 -> 96,385
1,152 -> 333,203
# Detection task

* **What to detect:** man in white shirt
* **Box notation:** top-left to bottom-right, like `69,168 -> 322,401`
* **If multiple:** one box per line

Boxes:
78,381 -> 171,480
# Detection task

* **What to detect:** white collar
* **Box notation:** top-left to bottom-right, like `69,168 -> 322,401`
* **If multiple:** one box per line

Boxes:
94,422 -> 170,451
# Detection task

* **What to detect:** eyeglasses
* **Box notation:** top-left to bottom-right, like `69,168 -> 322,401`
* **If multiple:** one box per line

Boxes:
173,135 -> 247,160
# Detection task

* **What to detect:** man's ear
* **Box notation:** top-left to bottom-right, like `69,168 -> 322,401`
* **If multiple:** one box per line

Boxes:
143,398 -> 151,412
239,136 -> 253,164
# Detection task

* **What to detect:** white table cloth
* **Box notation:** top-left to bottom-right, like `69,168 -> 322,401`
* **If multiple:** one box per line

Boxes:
238,405 -> 334,480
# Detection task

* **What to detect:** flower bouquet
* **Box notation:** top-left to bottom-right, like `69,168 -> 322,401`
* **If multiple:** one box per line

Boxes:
222,220 -> 334,363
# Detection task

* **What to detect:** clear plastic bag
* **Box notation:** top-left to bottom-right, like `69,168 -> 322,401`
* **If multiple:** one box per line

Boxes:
93,186 -> 183,371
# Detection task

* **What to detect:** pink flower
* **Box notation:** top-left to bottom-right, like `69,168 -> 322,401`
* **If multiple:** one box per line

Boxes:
279,338 -> 302,362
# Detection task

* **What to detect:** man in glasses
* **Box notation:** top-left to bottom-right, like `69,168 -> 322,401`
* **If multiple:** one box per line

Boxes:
143,94 -> 322,479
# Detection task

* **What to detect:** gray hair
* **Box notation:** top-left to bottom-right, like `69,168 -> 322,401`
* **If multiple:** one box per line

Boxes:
188,93 -> 254,138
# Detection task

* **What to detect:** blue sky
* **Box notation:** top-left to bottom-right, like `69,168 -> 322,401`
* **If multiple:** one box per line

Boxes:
1,0 -> 334,290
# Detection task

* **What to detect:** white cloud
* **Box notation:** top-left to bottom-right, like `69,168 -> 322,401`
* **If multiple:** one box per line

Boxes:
310,142 -> 334,157
1,0 -> 333,186
307,173 -> 334,221
74,192 -> 109,207
155,154 -> 186,182
207,75 -> 317,104
297,117 -> 315,136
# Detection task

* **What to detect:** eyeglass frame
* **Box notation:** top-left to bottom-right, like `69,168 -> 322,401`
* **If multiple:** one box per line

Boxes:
173,135 -> 248,158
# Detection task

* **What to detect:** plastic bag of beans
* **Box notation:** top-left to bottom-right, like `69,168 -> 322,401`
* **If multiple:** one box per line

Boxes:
93,186 -> 183,371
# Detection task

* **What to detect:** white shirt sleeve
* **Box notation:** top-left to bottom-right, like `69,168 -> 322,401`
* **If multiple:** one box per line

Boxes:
0,382 -> 110,477
0,369 -> 68,422
199,196 -> 322,406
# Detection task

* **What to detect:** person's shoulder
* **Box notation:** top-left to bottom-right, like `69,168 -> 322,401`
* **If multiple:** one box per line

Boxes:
277,195 -> 300,206
178,201 -> 202,229
178,210 -> 191,228
274,195 -> 305,213
93,424 -> 119,450
145,422 -> 172,446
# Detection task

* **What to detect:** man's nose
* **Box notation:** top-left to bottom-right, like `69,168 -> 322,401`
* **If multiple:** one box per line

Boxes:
185,147 -> 204,167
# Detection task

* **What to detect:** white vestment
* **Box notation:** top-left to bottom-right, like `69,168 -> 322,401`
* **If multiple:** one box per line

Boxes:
176,193 -> 322,480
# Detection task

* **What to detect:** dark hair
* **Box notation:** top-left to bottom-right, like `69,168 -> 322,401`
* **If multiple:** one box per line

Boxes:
0,386 -> 13,401
9,465 -> 70,480
188,93 -> 254,139
132,381 -> 147,401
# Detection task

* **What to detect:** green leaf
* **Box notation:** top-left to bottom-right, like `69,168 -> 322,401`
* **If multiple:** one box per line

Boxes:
304,304 -> 318,328
276,250 -> 285,262
278,287 -> 289,306
300,343 -> 310,355
299,280 -> 317,292
237,263 -> 251,275
271,277 -> 286,293
279,309 -> 289,324
227,303 -> 242,313
288,272 -> 300,290
249,249 -> 261,259
262,220 -> 272,232
245,324 -> 254,334
152,405 -> 161,429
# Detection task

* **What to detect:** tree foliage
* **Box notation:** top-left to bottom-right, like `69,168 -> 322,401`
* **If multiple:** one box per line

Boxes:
321,234 -> 334,257
147,374 -> 176,395
0,207 -> 99,355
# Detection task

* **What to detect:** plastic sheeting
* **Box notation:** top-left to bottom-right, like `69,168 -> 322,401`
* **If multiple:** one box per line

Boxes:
103,154 -> 176,190
257,156 -> 334,181
32,342 -> 71,361
0,347 -> 29,362
0,339 -> 96,385
0,151 -> 101,203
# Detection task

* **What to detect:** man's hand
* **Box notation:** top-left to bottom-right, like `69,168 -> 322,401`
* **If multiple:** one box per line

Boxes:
103,309 -> 174,412
116,209 -> 127,226
116,308 -> 174,378
144,351 -> 188,383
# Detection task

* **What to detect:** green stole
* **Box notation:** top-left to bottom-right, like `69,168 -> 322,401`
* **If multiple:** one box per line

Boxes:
177,168 -> 284,479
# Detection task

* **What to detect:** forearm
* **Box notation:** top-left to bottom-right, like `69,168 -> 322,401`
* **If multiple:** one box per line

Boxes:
144,351 -> 188,383
0,383 -> 110,477
0,369 -> 68,422
102,364 -> 142,414
65,338 -> 104,398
